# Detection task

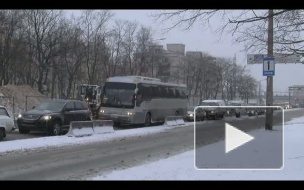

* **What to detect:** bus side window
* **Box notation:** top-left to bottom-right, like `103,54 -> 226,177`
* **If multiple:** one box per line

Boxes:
174,88 -> 181,99
152,85 -> 161,99
168,87 -> 175,98
160,86 -> 168,98
136,91 -> 143,107
180,87 -> 187,99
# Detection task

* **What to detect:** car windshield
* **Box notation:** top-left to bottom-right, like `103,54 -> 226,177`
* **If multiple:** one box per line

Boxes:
34,101 -> 65,111
201,102 -> 218,106
0,108 -> 9,117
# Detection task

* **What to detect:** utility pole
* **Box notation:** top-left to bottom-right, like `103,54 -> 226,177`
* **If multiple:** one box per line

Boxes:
265,9 -> 274,130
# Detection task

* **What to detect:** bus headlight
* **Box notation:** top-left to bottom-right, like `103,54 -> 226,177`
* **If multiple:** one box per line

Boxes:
100,110 -> 105,113
189,113 -> 193,117
127,112 -> 133,116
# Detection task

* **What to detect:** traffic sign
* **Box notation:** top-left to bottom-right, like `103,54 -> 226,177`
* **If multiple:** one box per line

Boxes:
247,54 -> 266,64
263,58 -> 275,76
247,53 -> 301,64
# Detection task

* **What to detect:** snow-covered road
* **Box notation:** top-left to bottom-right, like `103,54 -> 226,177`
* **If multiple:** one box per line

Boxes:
91,115 -> 304,180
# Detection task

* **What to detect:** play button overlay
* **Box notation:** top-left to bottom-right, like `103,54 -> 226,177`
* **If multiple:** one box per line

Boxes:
194,105 -> 283,170
225,123 -> 254,153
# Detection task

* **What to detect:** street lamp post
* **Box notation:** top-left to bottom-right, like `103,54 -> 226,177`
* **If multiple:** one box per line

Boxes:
258,79 -> 267,105
288,86 -> 291,108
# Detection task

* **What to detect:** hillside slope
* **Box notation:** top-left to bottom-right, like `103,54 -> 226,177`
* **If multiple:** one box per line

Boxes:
0,85 -> 48,116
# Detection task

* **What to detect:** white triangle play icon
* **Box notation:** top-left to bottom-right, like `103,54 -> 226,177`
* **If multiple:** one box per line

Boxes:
225,123 -> 254,153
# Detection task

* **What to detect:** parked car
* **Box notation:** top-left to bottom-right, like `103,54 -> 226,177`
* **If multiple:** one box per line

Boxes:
0,106 -> 14,141
200,100 -> 226,120
185,106 -> 206,121
17,99 -> 92,136
227,101 -> 247,118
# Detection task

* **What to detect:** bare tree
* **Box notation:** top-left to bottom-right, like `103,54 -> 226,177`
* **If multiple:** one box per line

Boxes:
134,25 -> 153,76
152,10 -> 304,56
0,10 -> 24,86
108,19 -> 126,76
57,17 -> 86,99
79,10 -> 113,84
238,74 -> 258,103
23,10 -> 64,93
122,20 -> 138,75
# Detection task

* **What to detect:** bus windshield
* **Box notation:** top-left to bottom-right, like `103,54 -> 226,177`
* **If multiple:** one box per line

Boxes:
101,82 -> 136,108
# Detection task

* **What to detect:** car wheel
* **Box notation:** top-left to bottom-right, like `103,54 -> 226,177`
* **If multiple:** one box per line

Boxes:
49,121 -> 61,136
144,112 -> 151,127
236,113 -> 240,118
0,129 -> 4,141
114,122 -> 121,127
19,127 -> 30,134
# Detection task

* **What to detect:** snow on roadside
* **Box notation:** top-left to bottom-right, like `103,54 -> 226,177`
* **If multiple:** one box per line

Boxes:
0,123 -> 191,154
91,116 -> 304,180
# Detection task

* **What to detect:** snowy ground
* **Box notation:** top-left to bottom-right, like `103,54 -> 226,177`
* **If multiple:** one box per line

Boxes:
91,116 -> 304,180
0,122 -> 192,154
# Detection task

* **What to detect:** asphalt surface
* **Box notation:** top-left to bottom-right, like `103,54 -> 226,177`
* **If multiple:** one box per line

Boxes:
0,109 -> 302,180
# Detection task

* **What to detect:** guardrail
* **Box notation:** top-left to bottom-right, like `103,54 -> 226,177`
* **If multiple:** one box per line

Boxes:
66,120 -> 114,137
165,116 -> 185,126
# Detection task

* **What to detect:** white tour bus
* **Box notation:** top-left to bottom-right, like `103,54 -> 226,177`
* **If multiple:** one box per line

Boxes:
98,76 -> 188,126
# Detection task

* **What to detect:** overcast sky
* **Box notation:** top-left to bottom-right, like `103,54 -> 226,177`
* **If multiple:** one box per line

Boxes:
69,10 -> 304,93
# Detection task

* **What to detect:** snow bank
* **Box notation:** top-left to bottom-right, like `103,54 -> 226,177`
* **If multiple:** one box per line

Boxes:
0,123 -> 191,154
92,116 -> 304,180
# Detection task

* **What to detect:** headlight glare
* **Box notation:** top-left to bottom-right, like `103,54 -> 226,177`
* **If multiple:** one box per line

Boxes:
18,114 -> 22,118
43,115 -> 51,120
127,112 -> 133,116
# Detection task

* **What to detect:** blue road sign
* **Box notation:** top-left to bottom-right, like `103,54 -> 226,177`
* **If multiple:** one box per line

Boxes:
263,58 -> 275,76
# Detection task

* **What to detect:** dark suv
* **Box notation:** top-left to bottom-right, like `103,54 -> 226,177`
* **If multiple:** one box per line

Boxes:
17,99 -> 92,136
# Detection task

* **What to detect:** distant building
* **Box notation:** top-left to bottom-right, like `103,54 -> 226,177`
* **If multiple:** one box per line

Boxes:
185,51 -> 202,58
290,85 -> 304,106
166,44 -> 185,55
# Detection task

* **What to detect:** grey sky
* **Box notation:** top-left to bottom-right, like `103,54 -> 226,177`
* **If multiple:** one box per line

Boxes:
69,10 -> 304,93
